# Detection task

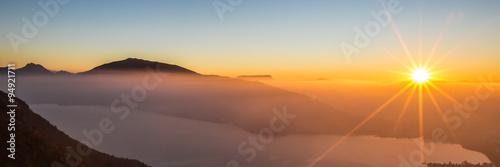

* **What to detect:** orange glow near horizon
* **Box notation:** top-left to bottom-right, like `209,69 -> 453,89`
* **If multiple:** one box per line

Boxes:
306,1 -> 494,166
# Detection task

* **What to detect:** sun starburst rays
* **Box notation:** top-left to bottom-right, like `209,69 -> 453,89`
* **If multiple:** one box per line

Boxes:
418,84 -> 425,153
306,82 -> 414,167
392,83 -> 418,133
423,19 -> 450,70
306,6 -> 485,167
424,84 -> 459,142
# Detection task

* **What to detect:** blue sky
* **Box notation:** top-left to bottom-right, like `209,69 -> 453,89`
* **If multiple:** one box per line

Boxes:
1,0 -> 499,80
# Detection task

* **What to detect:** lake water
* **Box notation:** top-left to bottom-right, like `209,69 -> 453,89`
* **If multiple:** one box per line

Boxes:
31,104 -> 490,167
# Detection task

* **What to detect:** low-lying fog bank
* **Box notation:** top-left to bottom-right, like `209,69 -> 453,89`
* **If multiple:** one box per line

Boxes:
31,104 -> 490,167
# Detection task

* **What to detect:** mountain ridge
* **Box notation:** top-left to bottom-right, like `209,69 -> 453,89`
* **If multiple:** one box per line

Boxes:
14,63 -> 54,75
0,58 -> 198,76
79,58 -> 199,75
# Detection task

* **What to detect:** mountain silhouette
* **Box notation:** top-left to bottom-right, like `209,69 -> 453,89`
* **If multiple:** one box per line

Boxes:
54,70 -> 74,75
0,67 -> 7,74
79,58 -> 198,75
457,123 -> 500,166
15,63 -> 54,75
1,58 -> 197,76
0,90 -> 150,167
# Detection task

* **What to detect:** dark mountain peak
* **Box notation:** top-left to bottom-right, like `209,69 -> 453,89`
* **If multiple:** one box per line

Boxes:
24,62 -> 44,68
125,57 -> 142,61
80,58 -> 199,75
15,63 -> 53,75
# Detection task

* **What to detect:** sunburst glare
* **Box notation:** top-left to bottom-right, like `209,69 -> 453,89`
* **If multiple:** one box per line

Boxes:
411,68 -> 431,84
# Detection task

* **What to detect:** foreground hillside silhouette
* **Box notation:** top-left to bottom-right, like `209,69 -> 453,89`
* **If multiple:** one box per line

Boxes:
0,90 -> 150,167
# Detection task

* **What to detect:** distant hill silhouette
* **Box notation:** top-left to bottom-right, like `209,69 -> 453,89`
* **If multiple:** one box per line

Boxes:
0,67 -> 7,74
427,161 -> 494,167
54,70 -> 74,75
0,90 -> 150,167
457,129 -> 500,166
79,58 -> 198,75
237,75 -> 274,81
15,63 -> 54,75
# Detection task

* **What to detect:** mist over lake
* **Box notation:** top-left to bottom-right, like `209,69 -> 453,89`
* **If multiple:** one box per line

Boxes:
31,104 -> 489,167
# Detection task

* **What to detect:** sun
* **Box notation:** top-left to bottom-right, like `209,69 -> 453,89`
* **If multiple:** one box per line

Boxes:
411,69 -> 430,83
307,3 -> 480,166
411,68 -> 430,84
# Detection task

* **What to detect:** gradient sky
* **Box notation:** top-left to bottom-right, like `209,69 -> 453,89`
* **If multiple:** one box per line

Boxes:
1,0 -> 499,80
